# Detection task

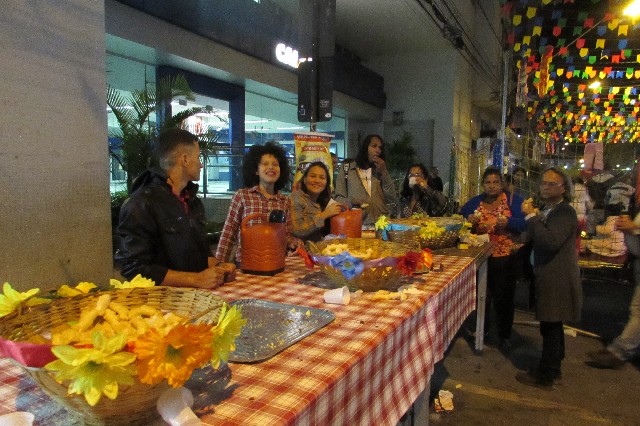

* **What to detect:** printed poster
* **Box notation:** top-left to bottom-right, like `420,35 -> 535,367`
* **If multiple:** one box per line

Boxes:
293,132 -> 333,189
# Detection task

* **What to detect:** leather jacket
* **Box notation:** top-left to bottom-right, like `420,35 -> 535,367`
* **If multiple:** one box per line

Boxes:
115,169 -> 211,284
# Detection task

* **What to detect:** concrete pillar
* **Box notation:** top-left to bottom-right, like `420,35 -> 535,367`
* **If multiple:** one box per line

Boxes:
0,0 -> 112,290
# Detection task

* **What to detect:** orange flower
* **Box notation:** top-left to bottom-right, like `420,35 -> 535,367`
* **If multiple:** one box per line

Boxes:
133,323 -> 213,387
397,252 -> 425,276
421,248 -> 433,269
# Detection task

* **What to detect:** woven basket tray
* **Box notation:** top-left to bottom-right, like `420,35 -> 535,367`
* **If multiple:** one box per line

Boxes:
307,238 -> 411,292
382,217 -> 463,250
0,287 -> 224,426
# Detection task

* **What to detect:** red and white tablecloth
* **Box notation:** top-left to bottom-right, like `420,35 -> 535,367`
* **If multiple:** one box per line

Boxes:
0,254 -> 475,426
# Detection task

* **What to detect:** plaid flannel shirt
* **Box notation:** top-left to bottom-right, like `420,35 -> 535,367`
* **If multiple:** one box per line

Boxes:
215,186 -> 293,262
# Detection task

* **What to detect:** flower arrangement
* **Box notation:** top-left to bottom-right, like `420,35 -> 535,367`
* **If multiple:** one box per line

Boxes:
0,276 -> 246,407
375,215 -> 464,250
299,244 -> 432,279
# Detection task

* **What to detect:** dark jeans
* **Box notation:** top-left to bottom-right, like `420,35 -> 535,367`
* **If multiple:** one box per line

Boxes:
539,321 -> 565,379
487,254 -> 517,340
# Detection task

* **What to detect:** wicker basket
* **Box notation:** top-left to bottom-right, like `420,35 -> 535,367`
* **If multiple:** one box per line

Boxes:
0,287 -> 224,426
381,217 -> 463,250
307,238 -> 412,292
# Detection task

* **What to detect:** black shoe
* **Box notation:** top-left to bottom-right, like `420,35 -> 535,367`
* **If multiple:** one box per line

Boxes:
586,349 -> 625,370
515,371 -> 553,390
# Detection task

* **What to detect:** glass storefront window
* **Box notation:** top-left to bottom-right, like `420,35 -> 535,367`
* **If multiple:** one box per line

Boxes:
106,54 -> 346,197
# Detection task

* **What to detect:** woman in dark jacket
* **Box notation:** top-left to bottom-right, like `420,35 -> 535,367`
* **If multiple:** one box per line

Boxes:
460,167 -> 527,349
517,167 -> 582,389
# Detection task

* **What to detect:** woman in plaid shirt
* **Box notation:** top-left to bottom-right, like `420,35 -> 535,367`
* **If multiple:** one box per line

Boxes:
215,142 -> 303,263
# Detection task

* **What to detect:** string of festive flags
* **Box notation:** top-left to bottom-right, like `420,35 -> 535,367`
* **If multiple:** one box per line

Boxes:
502,0 -> 640,144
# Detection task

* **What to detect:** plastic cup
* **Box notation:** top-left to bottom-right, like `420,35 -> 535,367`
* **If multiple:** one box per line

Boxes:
157,387 -> 201,426
323,286 -> 350,305
0,412 -> 34,426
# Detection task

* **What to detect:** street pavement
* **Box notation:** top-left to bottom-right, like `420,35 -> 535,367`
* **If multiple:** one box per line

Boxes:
401,270 -> 639,426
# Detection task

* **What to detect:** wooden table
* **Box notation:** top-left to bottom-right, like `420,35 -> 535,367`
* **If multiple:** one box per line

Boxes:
0,254 -> 476,425
434,243 -> 493,352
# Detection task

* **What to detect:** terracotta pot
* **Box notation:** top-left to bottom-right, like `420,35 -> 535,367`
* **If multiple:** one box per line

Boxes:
240,212 -> 286,275
330,209 -> 363,238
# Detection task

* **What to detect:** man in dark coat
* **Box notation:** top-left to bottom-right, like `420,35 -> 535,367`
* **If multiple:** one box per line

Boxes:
516,167 -> 582,389
116,128 -> 235,288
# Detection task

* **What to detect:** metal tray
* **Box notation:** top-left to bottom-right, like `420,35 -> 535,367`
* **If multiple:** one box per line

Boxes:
228,299 -> 335,363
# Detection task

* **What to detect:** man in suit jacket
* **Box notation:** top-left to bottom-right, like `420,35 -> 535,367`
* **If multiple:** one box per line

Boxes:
516,167 -> 582,390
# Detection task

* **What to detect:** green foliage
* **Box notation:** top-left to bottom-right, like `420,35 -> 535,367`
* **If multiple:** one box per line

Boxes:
110,190 -> 129,209
107,74 -> 206,193
386,131 -> 417,180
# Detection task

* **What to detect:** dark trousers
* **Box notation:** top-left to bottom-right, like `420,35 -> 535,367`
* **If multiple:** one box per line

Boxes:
539,321 -> 565,379
486,254 -> 517,339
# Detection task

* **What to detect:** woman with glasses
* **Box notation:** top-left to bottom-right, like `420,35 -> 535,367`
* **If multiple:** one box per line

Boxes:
460,166 -> 527,351
215,141 -> 303,264
398,163 -> 447,217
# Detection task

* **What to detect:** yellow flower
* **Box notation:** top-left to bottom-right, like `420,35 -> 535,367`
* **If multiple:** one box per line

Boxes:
134,323 -> 213,387
110,274 -> 155,289
0,282 -> 40,318
418,221 -> 445,239
57,282 -> 97,298
44,332 -> 136,406
210,304 -> 247,369
374,215 -> 390,231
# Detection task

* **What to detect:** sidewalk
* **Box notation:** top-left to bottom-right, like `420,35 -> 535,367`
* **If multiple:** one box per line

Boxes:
403,277 -> 639,425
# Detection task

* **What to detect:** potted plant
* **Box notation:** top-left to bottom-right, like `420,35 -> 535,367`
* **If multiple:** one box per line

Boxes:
107,74 -> 206,193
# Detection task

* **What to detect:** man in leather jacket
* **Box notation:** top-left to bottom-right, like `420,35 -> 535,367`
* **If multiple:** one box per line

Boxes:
115,128 -> 235,288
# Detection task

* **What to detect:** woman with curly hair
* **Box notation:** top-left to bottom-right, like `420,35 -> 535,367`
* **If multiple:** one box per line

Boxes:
215,142 -> 303,263
290,161 -> 345,242
334,134 -> 398,224
398,163 -> 447,217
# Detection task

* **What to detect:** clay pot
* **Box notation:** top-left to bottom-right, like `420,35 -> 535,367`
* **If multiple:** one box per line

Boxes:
330,209 -> 363,238
240,212 -> 286,275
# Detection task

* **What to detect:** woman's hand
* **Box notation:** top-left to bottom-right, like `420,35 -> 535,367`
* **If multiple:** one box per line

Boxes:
288,237 -> 305,254
371,156 -> 387,173
322,202 -> 344,219
495,214 -> 508,230
467,213 -> 481,226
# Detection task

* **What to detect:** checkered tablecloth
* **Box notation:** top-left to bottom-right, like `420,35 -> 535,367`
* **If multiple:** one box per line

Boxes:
0,254 -> 475,426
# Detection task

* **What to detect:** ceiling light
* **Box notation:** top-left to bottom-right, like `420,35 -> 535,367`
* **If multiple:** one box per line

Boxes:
276,126 -> 305,130
245,120 -> 270,124
588,81 -> 601,89
624,0 -> 640,17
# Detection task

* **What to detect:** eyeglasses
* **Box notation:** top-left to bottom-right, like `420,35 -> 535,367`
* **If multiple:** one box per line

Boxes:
408,173 -> 424,178
540,181 -> 563,187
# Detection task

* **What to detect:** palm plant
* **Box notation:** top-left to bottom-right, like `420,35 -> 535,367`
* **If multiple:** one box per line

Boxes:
107,74 -> 206,193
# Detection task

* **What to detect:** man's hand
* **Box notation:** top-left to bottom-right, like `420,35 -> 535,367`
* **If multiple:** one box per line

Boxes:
193,266 -> 225,289
521,198 -> 538,216
217,262 -> 237,282
616,215 -> 636,233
